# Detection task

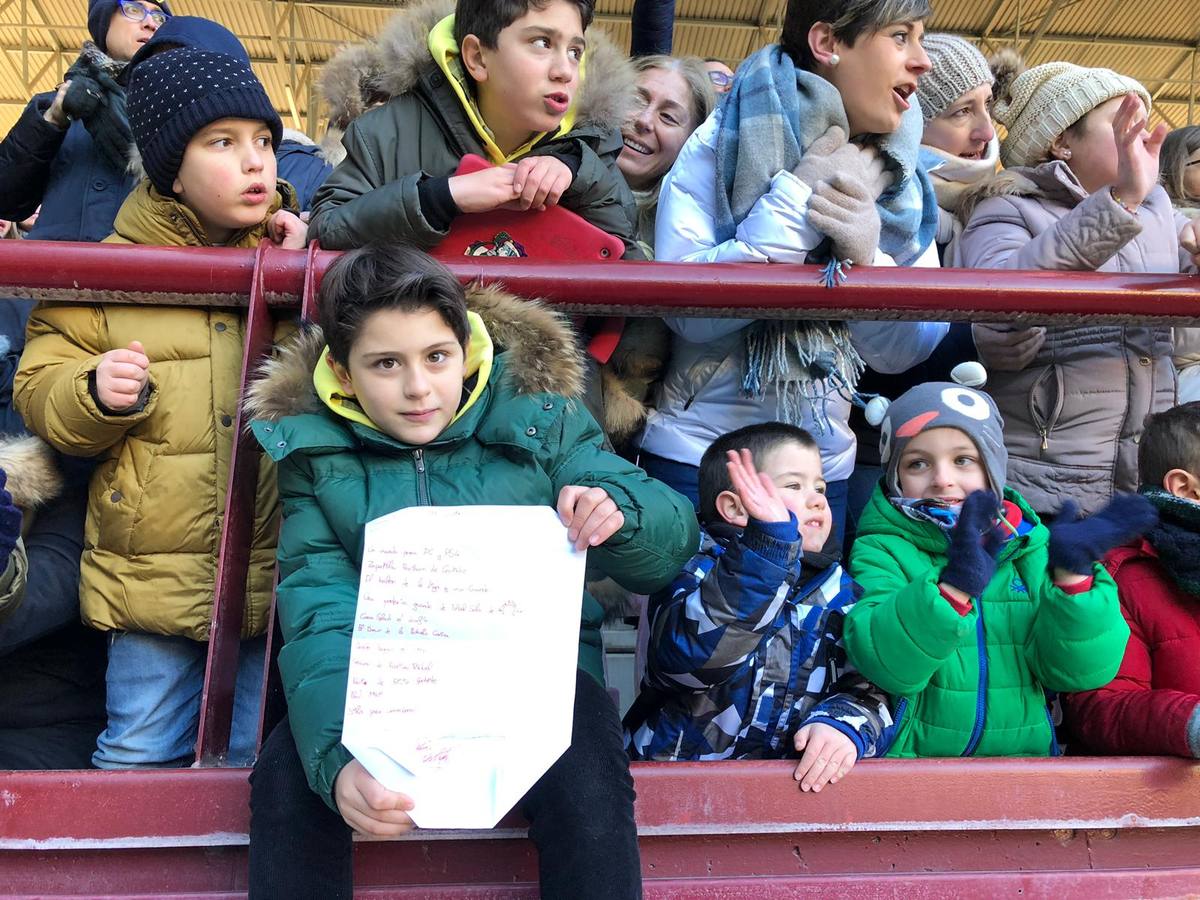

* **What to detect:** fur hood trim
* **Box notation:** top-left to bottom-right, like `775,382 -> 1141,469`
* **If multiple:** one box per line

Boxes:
281,127 -> 316,147
0,435 -> 63,509
244,282 -> 585,422
957,165 -> 1047,222
323,0 -> 635,134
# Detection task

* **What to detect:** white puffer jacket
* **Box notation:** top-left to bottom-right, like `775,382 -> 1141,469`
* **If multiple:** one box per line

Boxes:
638,114 -> 947,481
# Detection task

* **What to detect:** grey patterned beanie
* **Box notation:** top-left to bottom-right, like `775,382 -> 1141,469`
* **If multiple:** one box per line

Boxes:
916,35 -> 994,122
880,382 -> 1007,499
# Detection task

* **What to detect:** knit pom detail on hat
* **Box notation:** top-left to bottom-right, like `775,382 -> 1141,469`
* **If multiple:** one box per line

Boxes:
993,62 -> 1151,168
127,48 -> 282,195
916,35 -> 994,122
988,47 -> 1025,108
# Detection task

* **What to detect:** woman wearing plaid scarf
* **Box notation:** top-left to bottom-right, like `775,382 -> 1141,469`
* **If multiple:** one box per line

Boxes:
635,0 -> 948,548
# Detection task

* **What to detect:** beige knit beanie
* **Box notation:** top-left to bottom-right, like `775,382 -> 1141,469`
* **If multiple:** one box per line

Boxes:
916,35 -> 994,122
993,62 -> 1151,168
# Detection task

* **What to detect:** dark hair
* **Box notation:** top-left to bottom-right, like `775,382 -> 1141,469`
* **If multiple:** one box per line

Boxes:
698,422 -> 819,525
780,0 -> 931,71
318,245 -> 471,366
1160,126 -> 1200,204
1138,401 -> 1200,487
454,0 -> 594,49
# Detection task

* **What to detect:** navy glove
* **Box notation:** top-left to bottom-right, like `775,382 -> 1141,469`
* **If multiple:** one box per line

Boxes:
0,469 -> 21,573
1048,494 -> 1159,576
940,490 -> 1003,598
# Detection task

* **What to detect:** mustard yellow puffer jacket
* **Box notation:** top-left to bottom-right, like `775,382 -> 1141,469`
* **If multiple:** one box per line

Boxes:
12,179 -> 297,640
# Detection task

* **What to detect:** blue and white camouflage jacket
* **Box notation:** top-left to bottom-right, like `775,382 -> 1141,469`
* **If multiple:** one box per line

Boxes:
624,517 -> 894,761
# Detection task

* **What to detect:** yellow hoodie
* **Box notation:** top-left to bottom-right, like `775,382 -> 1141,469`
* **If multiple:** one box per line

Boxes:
314,310 -> 495,432
426,14 -> 582,164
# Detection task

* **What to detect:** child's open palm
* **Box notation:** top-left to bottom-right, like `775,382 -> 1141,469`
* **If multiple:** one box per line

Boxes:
793,722 -> 857,793
725,448 -> 789,524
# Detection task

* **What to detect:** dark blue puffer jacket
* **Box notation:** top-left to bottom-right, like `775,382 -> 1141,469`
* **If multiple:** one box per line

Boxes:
0,92 -> 137,243
277,137 -> 333,213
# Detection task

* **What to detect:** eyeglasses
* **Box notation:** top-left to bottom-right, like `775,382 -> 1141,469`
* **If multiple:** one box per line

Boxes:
707,70 -> 733,87
118,0 -> 168,27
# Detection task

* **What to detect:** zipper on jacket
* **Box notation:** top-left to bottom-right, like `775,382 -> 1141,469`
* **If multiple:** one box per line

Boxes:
1038,428 -> 1049,451
961,601 -> 988,757
413,449 -> 430,506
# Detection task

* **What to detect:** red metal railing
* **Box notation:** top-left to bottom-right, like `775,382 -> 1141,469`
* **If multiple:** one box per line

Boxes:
1,240 -> 1199,896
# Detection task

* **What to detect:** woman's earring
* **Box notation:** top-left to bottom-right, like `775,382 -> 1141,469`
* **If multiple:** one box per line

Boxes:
1061,149 -> 1072,159
829,53 -> 840,66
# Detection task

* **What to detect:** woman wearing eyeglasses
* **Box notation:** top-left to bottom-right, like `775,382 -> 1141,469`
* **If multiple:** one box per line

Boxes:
0,0 -> 171,243
1159,127 -> 1200,401
703,58 -> 736,93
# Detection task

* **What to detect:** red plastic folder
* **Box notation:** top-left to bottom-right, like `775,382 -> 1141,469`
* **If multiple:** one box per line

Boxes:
431,154 -> 626,262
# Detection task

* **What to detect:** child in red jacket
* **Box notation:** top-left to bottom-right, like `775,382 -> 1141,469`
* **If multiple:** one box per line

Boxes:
1064,402 -> 1200,758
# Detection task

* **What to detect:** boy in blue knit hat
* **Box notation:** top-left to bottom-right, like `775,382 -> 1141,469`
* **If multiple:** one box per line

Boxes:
14,47 -> 305,769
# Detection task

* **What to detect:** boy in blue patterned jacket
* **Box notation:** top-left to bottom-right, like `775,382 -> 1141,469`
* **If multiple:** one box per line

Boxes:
624,422 -> 893,792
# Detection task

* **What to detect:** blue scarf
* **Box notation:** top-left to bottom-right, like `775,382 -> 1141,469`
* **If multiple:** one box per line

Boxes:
713,44 -> 937,266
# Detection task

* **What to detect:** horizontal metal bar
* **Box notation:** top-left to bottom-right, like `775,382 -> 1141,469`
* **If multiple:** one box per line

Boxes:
2,757 -> 1197,846
2,241 -> 1199,324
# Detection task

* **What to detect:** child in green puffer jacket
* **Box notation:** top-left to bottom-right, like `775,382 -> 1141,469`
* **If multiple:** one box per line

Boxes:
844,381 -> 1154,757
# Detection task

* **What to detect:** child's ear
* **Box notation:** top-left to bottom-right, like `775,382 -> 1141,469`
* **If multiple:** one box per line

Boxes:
326,352 -> 355,396
460,35 -> 488,84
1163,468 -> 1200,501
716,489 -> 749,528
172,176 -> 184,197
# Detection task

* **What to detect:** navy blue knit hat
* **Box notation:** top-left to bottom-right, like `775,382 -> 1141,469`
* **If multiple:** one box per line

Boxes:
123,16 -> 250,82
88,0 -> 172,55
128,48 -> 282,195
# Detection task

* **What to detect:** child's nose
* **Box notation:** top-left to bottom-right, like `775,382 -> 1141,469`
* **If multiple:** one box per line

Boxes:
244,147 -> 264,172
549,51 -> 574,82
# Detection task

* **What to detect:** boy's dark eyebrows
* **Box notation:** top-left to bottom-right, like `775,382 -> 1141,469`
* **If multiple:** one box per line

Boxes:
361,340 -> 458,357
520,25 -> 586,47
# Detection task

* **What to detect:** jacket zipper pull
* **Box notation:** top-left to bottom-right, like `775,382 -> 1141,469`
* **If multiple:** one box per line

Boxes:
1039,428 -> 1049,451
414,448 -> 425,473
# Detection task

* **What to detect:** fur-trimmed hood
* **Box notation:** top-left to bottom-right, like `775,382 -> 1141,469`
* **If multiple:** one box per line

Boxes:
244,281 -> 585,422
318,0 -> 635,164
957,160 -> 1084,223
0,434 -> 63,509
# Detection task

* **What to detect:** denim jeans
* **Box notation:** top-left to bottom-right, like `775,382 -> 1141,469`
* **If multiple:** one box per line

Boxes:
92,632 -> 266,768
248,668 -> 643,900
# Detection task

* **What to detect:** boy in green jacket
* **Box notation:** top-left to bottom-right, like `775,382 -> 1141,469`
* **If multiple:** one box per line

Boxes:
845,382 -> 1154,757
243,244 -> 697,899
308,0 -> 642,258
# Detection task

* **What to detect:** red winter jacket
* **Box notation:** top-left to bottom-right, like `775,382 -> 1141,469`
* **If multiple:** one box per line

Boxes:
1064,539 -> 1200,757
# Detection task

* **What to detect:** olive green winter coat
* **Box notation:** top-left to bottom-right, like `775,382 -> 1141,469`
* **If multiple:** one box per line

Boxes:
309,0 -> 642,258
845,486 -> 1129,758
244,284 -> 698,808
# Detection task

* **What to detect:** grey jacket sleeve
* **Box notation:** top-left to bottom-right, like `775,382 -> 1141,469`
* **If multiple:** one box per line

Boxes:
958,189 -> 1142,271
0,538 -> 28,622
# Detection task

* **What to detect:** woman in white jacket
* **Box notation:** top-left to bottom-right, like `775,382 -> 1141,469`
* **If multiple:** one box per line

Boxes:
637,0 -> 947,544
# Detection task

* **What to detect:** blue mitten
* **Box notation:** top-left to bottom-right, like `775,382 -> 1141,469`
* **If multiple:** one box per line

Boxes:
1048,494 -> 1158,576
0,469 -> 21,572
940,491 -> 1003,598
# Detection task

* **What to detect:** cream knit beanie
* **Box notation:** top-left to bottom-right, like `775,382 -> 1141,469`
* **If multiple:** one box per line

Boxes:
916,35 -> 993,122
993,62 -> 1151,168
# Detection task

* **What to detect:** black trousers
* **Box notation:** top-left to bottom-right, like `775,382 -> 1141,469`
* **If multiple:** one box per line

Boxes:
248,668 -> 642,900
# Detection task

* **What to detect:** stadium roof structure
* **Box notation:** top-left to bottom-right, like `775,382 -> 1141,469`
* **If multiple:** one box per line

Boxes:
1,0 -> 1199,139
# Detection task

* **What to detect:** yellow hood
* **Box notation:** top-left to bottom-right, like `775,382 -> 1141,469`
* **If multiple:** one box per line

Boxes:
313,310 -> 495,433
426,13 -> 582,164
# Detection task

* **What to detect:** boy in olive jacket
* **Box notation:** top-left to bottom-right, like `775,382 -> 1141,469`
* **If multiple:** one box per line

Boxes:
308,0 -> 643,258
243,245 -> 696,899
845,382 -> 1153,758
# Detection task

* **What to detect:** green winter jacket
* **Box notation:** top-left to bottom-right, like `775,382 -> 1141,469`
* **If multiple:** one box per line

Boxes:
309,0 -> 643,258
245,284 -> 697,809
845,485 -> 1129,758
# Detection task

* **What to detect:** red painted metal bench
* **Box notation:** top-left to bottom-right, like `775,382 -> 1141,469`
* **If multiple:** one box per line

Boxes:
1,241 -> 1198,897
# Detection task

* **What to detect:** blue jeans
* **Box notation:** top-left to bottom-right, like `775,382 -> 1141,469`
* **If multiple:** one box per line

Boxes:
93,631 -> 267,768
639,451 -> 848,550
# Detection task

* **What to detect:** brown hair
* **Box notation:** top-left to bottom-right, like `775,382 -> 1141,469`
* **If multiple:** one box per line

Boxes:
1159,126 -> 1200,205
780,0 -> 931,71
1139,401 -> 1200,487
